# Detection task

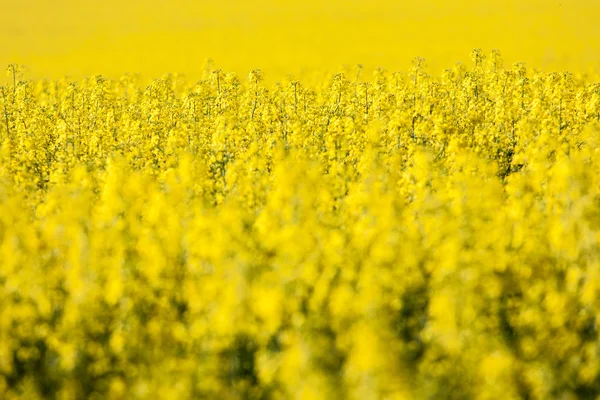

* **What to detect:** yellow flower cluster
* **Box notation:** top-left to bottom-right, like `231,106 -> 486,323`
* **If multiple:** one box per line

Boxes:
1,50 -> 600,399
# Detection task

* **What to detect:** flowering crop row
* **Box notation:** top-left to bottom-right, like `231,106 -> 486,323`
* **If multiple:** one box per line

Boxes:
1,51 -> 600,398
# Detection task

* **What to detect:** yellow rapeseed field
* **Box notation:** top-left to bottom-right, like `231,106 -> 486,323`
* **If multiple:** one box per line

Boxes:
2,49 -> 600,399
2,0 -> 600,79
2,1 -> 600,399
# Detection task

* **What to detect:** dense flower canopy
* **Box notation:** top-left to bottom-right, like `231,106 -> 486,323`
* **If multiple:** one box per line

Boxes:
1,51 -> 600,398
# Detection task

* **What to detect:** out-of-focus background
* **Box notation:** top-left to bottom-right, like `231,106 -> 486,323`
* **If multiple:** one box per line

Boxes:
1,0 -> 599,79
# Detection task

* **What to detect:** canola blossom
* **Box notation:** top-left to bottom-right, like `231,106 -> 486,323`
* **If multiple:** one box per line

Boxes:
1,50 -> 600,398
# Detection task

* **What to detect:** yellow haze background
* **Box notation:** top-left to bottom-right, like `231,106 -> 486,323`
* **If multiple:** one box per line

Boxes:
1,0 -> 599,80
